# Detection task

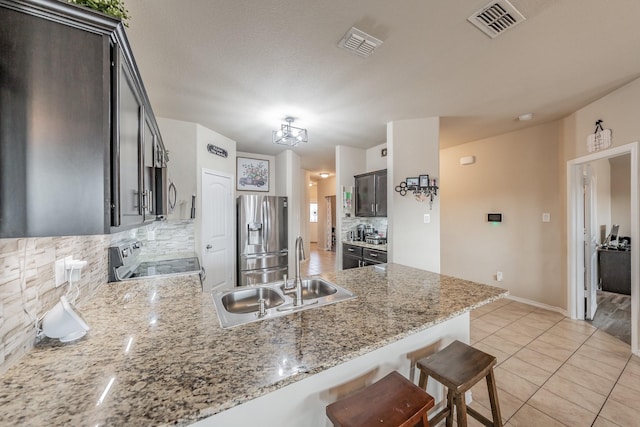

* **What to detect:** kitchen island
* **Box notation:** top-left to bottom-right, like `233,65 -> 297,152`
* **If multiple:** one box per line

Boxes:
0,263 -> 506,426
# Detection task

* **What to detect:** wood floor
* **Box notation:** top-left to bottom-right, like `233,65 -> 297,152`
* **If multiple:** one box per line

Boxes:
588,291 -> 631,345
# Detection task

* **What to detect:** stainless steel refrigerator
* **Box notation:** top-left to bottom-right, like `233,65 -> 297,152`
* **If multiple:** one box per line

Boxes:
237,195 -> 288,286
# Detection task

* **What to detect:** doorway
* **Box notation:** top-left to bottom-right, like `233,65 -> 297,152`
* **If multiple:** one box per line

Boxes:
201,169 -> 234,293
567,142 -> 639,354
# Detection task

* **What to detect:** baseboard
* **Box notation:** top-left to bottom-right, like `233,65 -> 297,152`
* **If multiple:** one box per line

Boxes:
505,295 -> 569,317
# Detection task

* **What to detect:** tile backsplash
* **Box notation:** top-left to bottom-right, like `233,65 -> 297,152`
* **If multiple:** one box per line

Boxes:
0,219 -> 194,374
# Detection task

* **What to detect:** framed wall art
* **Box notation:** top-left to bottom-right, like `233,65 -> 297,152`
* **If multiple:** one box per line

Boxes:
237,157 -> 269,192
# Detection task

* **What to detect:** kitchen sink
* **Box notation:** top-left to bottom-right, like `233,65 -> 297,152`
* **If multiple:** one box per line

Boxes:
212,277 -> 356,328
282,278 -> 338,299
221,287 -> 285,314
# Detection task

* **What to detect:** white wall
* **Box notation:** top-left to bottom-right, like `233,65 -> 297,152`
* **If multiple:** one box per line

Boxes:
366,143 -> 388,172
388,117 -> 440,273
317,177 -> 336,251
591,158 -> 612,243
308,181 -> 318,243
335,145 -> 367,268
275,150 -> 305,273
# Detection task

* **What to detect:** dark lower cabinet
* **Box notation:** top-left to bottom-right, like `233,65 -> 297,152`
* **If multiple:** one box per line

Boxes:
343,243 -> 387,269
0,0 -> 166,237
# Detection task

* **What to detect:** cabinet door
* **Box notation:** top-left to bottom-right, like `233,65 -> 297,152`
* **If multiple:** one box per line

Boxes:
0,7 -> 109,237
142,115 -> 156,218
374,171 -> 387,216
116,64 -> 144,226
342,254 -> 362,270
355,174 -> 375,217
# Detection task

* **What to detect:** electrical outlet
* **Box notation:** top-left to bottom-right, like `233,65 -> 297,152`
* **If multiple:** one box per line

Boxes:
496,271 -> 503,281
54,258 -> 66,287
542,213 -> 550,222
423,214 -> 431,224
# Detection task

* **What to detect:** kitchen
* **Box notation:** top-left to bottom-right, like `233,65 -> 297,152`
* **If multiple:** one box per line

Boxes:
2,0 -> 640,425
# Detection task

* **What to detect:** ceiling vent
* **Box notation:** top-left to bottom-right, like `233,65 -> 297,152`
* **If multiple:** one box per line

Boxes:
468,0 -> 526,38
338,27 -> 383,57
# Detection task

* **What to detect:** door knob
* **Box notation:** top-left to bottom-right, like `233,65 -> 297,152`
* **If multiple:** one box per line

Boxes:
206,244 -> 212,249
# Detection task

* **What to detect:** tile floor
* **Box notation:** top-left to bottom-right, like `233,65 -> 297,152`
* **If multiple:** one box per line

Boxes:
466,298 -> 639,427
303,244 -> 640,426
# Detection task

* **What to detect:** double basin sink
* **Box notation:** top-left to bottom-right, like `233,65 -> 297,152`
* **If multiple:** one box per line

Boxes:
212,277 -> 356,328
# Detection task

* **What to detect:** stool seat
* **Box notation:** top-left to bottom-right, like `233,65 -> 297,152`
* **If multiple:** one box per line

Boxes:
326,371 -> 434,427
417,340 -> 502,427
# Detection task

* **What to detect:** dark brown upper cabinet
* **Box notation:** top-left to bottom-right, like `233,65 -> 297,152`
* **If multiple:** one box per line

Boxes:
354,169 -> 387,217
0,0 -> 166,238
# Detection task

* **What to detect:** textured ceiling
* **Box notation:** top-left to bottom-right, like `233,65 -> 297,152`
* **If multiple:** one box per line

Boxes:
123,0 -> 640,177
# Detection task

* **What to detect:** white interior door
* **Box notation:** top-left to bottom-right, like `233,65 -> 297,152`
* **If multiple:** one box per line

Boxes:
201,170 -> 233,293
583,165 -> 599,320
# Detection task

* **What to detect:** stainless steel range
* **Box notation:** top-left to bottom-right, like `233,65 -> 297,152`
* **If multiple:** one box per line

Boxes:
108,240 -> 203,282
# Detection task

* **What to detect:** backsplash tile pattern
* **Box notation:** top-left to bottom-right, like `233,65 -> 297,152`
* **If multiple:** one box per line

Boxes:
0,219 -> 195,374
341,217 -> 388,242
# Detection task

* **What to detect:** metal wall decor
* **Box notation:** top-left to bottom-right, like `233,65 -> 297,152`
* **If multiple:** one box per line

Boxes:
395,174 -> 439,209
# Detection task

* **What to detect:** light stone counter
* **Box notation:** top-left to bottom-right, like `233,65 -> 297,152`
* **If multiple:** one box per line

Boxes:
0,264 -> 506,426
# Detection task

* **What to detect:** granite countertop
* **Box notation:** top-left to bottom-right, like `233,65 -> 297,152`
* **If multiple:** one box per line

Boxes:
342,240 -> 388,251
0,264 -> 506,426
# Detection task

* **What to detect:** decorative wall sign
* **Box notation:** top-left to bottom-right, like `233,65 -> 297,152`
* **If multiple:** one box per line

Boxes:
207,144 -> 228,158
587,119 -> 612,153
237,157 -> 269,192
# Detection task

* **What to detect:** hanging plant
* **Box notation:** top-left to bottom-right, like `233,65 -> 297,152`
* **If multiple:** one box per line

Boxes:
68,0 -> 131,27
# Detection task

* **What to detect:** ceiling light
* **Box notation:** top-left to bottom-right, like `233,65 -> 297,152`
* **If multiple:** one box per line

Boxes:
320,173 -> 329,178
272,117 -> 308,147
518,113 -> 533,121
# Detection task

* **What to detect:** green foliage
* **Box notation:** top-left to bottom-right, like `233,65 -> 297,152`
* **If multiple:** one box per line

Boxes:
68,0 -> 130,26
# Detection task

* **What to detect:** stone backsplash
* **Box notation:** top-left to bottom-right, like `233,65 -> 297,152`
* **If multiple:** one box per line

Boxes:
341,217 -> 388,242
0,219 -> 194,374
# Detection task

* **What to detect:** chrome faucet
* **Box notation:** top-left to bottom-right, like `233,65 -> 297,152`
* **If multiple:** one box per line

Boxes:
283,236 -> 305,306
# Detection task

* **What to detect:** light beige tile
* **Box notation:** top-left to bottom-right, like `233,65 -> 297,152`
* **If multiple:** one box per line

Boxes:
623,355 -> 640,376
575,345 -> 629,371
507,403 -> 567,427
555,363 -> 616,396
500,357 -> 552,386
584,332 -> 632,358
546,323 -> 591,345
536,331 -> 582,353
608,382 -> 640,408
599,397 -> 640,427
542,374 -> 607,414
481,313 -> 514,328
471,341 -> 512,366
566,352 -> 624,382
509,317 -> 551,334
514,348 -> 564,373
491,308 -> 525,322
494,367 -> 539,402
592,416 -> 623,427
616,369 -> 640,393
480,334 -> 523,356
554,318 -> 597,335
471,328 -> 492,344
526,338 -> 575,362
528,388 -> 597,426
472,318 -> 504,335
499,321 -> 544,339
493,327 -> 536,347
501,301 -> 537,313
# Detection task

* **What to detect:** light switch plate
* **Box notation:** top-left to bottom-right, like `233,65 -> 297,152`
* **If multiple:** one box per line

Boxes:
423,214 -> 431,224
542,213 -> 550,222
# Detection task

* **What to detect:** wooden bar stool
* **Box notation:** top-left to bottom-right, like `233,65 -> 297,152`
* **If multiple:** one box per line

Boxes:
416,340 -> 502,427
326,371 -> 435,427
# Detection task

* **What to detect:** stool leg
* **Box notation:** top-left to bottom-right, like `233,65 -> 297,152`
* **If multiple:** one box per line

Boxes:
418,369 -> 428,389
486,370 -> 503,427
445,389 -> 455,427
454,392 -> 467,427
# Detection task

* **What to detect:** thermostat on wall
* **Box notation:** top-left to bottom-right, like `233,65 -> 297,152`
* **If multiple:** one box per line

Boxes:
487,213 -> 502,223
